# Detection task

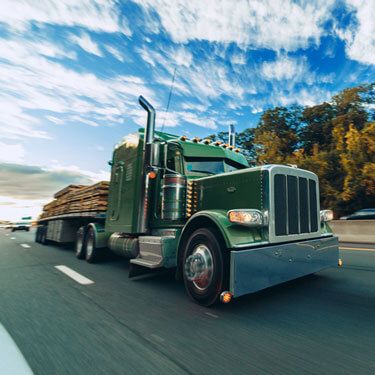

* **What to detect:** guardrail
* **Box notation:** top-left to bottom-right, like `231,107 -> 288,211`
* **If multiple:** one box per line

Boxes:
329,220 -> 375,243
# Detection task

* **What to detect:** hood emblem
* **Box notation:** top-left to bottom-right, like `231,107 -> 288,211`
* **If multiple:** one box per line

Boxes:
227,186 -> 236,193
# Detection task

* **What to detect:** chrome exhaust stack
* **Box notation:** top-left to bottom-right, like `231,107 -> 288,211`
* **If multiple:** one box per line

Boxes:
139,95 -> 156,166
138,95 -> 156,234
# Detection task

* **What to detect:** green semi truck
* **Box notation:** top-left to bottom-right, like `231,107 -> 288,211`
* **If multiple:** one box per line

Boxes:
36,96 -> 339,306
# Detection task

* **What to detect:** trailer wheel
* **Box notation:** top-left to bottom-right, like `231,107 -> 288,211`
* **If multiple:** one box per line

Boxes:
183,228 -> 227,306
85,226 -> 101,263
35,226 -> 41,243
40,227 -> 48,245
75,227 -> 86,259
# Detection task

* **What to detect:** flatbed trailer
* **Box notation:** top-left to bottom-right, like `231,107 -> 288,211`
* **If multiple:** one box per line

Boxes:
36,212 -> 106,245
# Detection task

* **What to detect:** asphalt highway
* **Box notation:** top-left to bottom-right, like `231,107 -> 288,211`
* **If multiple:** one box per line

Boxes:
0,229 -> 374,375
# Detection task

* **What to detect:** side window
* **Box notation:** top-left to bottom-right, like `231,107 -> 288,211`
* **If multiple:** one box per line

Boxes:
166,146 -> 183,173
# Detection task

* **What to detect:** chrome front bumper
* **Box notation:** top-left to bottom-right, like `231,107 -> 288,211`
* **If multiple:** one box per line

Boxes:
230,236 -> 339,298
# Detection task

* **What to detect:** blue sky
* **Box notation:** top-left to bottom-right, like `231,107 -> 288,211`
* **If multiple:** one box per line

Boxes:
0,0 -> 374,220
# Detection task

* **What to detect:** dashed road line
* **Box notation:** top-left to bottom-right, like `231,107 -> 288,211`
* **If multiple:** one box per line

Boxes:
54,265 -> 94,285
20,244 -> 31,248
150,334 -> 165,343
10,237 -> 16,240
205,312 -> 219,318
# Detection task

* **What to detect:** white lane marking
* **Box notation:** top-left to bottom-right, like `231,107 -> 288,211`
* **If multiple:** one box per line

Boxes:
205,312 -> 219,318
10,237 -> 16,240
5,234 -> 9,236
0,324 -> 34,374
150,334 -> 165,343
340,247 -> 375,252
20,244 -> 31,248
54,265 -> 94,285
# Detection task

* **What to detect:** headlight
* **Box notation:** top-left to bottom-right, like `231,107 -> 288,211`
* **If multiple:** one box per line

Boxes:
320,210 -> 333,222
227,209 -> 265,227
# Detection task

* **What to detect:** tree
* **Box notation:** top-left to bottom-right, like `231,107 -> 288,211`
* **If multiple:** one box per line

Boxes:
208,128 -> 256,163
254,106 -> 302,163
300,102 -> 335,153
209,83 -> 374,215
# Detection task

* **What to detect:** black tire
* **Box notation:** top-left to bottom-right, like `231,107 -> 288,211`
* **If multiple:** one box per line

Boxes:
26,227 -> 30,232
11,228 -> 15,232
35,226 -> 41,243
40,227 -> 48,245
75,227 -> 86,259
85,226 -> 101,263
182,228 -> 227,306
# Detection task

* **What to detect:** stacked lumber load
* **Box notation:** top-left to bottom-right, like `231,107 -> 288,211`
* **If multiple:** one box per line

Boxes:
40,182 -> 109,219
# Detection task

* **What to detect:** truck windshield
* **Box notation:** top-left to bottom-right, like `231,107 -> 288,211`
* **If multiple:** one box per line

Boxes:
185,158 -> 245,176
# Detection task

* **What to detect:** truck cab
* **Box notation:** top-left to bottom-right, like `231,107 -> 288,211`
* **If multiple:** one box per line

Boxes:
100,96 -> 339,306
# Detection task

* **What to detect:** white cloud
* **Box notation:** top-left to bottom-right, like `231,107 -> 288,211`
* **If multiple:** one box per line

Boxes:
135,0 -> 334,51
0,0 -> 131,35
170,46 -> 193,67
105,45 -> 126,62
277,87 -> 332,107
230,52 -> 247,65
46,116 -> 65,125
69,32 -> 102,56
0,196 -> 47,221
177,111 -> 217,130
0,161 -> 110,221
336,0 -> 375,65
0,37 -> 155,140
180,103 -> 207,112
0,142 -> 25,163
261,56 -> 311,82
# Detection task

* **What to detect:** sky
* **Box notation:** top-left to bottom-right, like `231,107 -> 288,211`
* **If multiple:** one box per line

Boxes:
0,0 -> 374,221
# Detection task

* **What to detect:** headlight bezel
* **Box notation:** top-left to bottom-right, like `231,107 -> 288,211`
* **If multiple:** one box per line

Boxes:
227,209 -> 267,227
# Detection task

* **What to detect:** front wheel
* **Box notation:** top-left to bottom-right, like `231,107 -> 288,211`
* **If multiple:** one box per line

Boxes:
183,228 -> 227,306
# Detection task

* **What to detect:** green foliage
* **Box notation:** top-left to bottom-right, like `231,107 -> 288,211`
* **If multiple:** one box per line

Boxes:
212,83 -> 375,216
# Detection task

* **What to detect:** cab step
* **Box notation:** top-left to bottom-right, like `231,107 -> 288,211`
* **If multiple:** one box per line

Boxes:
130,236 -> 163,269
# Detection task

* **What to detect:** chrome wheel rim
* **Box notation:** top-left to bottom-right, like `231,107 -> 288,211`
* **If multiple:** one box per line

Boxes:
184,244 -> 213,291
86,235 -> 94,258
76,235 -> 83,254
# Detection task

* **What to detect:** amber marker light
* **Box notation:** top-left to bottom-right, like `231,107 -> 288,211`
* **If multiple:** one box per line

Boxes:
220,291 -> 232,303
148,171 -> 157,179
338,258 -> 343,267
320,209 -> 333,222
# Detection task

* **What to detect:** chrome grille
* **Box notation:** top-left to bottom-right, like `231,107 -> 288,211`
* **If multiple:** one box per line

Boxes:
273,172 -> 319,237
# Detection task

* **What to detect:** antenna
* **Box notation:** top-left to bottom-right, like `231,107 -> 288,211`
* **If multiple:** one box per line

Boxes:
161,67 -> 177,132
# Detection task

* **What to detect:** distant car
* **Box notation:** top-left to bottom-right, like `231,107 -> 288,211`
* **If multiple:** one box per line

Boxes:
340,208 -> 375,220
11,222 -> 31,232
